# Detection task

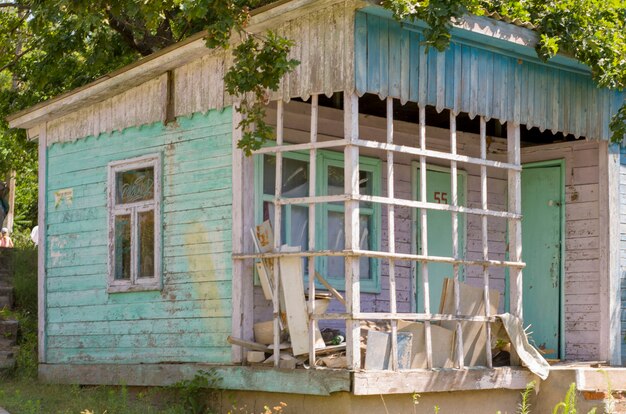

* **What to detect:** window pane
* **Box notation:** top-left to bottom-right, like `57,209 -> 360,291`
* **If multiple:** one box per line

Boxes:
327,166 -> 343,197
327,166 -> 373,207
116,167 -> 155,204
326,212 -> 372,280
114,215 -> 131,280
327,211 -> 344,278
263,156 -> 309,197
290,205 -> 309,250
138,210 -> 155,278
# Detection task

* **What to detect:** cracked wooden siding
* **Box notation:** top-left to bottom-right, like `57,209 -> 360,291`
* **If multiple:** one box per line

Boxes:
45,108 -> 233,364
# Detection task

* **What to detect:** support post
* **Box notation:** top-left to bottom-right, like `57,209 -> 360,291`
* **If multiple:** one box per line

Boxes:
419,105 -> 433,369
308,94 -> 319,367
344,92 -> 361,370
231,106 -> 254,362
386,97 -> 398,370
599,141 -> 621,365
273,100 -> 284,367
37,124 -> 47,363
507,123 -> 522,320
480,117 -> 493,368
449,113 -> 464,369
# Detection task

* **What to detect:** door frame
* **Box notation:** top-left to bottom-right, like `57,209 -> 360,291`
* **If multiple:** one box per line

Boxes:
515,158 -> 566,359
410,161 -> 468,312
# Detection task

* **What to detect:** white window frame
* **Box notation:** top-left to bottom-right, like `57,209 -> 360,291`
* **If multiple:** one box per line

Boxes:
107,154 -> 162,292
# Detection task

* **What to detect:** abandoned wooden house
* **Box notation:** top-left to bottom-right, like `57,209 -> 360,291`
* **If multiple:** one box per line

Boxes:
7,0 -> 626,411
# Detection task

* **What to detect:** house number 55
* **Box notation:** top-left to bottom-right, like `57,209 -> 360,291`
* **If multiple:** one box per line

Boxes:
434,192 -> 448,204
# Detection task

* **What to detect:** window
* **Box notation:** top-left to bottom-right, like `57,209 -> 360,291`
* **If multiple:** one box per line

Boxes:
108,154 -> 161,292
255,150 -> 381,292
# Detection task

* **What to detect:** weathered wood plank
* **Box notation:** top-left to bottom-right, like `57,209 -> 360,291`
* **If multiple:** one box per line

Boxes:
47,317 -> 232,336
38,364 -> 351,395
352,367 -> 536,395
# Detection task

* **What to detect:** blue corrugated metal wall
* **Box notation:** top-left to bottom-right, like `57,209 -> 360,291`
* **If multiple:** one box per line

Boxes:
355,10 -> 625,140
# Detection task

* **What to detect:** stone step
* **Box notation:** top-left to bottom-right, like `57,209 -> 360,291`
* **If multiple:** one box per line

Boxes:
0,319 -> 18,341
0,296 -> 12,310
0,286 -> 12,309
0,350 -> 15,370
0,336 -> 16,349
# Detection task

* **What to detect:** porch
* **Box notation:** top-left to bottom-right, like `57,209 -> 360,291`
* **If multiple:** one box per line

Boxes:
229,87 -> 616,385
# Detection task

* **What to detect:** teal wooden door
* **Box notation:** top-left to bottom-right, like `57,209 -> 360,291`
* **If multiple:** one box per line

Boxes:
521,163 -> 562,358
416,167 -> 466,313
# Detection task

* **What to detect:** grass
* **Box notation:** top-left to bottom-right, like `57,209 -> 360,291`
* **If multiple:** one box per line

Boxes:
0,379 -> 190,414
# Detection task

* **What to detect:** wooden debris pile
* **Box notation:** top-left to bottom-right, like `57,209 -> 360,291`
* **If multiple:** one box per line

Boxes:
228,221 -> 348,369
230,221 -> 548,375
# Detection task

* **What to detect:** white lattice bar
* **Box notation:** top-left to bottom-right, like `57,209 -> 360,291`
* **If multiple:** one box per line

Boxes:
449,113 -> 464,369
344,92 -> 361,370
308,94 -> 318,367
418,105 -> 433,369
272,100 -> 284,367
480,117 -> 493,368
386,97 -> 399,370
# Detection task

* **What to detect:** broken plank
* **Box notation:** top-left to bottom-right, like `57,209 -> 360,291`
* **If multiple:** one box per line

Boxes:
227,336 -> 269,352
314,271 -> 346,306
279,255 -> 310,356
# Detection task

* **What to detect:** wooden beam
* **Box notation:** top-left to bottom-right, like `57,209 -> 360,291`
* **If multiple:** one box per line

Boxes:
234,249 -> 526,268
272,100 -> 285,367
314,272 -> 346,306
354,139 -> 522,171
344,92 -> 361,370
37,123 -> 47,363
418,105 -> 433,369
356,312 -> 496,322
507,123 -> 522,320
599,141 -> 621,365
355,195 -> 522,219
252,139 -> 347,154
449,113 -> 464,369
231,106 -> 245,363
480,117 -> 493,368
242,132 -> 256,347
386,97 -> 398,371
38,364 -> 351,395
352,367 -> 536,395
308,94 -> 318,367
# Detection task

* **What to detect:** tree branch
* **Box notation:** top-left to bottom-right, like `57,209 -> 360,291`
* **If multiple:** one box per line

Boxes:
0,45 -> 33,74
105,9 -> 153,56
0,2 -> 28,9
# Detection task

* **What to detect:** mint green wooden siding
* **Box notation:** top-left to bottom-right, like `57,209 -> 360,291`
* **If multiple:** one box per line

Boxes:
45,108 -> 233,364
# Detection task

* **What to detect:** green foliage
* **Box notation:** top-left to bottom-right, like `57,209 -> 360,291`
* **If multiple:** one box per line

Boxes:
382,0 -> 483,51
0,248 -> 39,380
0,380 -> 189,414
384,0 -> 626,143
11,247 -> 38,315
518,381 -> 536,414
169,370 -> 222,414
551,383 -> 597,414
224,32 -> 299,155
0,0 -> 624,195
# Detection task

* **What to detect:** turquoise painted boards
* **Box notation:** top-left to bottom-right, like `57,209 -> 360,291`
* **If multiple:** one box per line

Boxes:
354,10 -> 625,141
45,108 -> 233,364
521,163 -> 562,358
